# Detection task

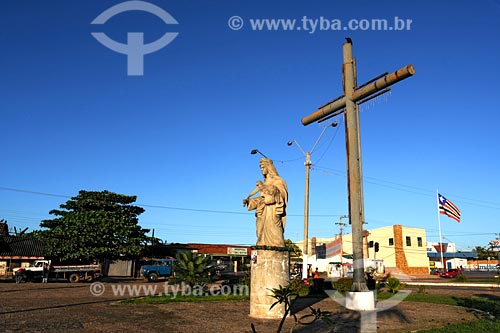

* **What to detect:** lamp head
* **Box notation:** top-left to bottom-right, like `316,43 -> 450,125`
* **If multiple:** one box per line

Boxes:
287,141 -> 293,146
331,121 -> 338,127
250,149 -> 258,155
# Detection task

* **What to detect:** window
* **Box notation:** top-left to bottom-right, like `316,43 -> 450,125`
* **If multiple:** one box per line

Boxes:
388,238 -> 394,246
406,236 -> 411,246
417,237 -> 423,247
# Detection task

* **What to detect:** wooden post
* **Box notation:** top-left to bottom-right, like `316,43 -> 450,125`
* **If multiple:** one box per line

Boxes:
342,41 -> 368,291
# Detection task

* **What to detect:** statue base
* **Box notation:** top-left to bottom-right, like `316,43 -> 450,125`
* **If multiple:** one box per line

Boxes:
249,248 -> 289,319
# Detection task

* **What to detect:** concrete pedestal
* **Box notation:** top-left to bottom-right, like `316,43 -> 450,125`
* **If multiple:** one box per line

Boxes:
249,249 -> 289,319
345,291 -> 375,311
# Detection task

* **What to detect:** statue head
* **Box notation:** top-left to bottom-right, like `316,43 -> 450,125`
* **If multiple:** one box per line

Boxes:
259,158 -> 280,178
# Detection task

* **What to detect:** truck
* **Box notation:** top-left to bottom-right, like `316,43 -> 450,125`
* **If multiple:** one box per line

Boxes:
22,260 -> 102,283
140,258 -> 174,282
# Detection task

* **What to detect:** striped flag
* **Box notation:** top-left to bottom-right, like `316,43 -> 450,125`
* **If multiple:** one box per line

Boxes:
326,236 -> 342,258
438,193 -> 461,223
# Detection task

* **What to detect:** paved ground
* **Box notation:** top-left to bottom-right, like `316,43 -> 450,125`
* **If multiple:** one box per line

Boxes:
0,277 -> 498,332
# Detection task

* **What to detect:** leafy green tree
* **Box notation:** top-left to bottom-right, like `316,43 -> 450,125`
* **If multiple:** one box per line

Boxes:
285,238 -> 302,257
170,251 -> 214,287
38,190 -> 149,262
472,246 -> 497,260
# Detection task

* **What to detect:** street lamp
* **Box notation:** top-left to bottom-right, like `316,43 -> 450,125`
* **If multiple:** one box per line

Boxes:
250,149 -> 268,159
288,122 -> 338,279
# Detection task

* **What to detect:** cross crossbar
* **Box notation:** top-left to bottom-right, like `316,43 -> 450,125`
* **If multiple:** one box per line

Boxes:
301,64 -> 415,126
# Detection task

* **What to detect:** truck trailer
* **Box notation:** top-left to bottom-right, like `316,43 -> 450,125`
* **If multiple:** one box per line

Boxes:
23,260 -> 102,283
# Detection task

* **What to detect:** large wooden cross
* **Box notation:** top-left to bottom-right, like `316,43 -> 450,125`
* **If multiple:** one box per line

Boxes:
301,39 -> 415,291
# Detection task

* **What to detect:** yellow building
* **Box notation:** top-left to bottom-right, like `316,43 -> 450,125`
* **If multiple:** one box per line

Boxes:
362,225 -> 429,275
298,224 -> 429,275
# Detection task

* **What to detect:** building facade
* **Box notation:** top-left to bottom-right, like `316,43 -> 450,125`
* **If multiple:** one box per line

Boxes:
298,224 -> 429,275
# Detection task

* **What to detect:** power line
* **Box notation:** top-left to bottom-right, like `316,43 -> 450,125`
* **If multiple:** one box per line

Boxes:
0,186 -> 70,199
309,167 -> 500,210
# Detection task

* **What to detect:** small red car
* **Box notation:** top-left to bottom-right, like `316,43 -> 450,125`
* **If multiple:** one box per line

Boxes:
439,269 -> 460,278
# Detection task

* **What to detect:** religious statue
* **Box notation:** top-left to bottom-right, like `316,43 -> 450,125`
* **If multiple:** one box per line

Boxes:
243,158 -> 288,247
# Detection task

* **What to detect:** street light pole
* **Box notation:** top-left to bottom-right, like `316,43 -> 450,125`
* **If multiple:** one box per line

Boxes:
336,215 -> 348,277
303,151 -> 311,279
288,122 -> 337,279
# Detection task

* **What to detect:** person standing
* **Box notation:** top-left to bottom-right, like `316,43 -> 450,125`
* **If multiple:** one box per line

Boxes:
15,267 -> 24,283
42,262 -> 49,283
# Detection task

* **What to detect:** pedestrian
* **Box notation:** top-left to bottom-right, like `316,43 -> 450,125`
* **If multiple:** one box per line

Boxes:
42,262 -> 49,283
313,267 -> 320,279
15,267 -> 24,283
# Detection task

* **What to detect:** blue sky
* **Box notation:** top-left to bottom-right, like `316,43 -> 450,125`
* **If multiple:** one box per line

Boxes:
1,0 -> 499,251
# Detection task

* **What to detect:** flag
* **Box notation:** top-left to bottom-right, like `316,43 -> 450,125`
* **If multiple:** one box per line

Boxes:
326,236 -> 342,258
438,193 -> 461,223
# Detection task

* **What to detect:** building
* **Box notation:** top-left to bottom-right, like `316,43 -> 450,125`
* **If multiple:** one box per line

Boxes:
187,243 -> 251,272
297,224 -> 429,275
425,241 -> 499,271
127,243 -> 252,277
0,235 -> 45,278
364,225 -> 428,274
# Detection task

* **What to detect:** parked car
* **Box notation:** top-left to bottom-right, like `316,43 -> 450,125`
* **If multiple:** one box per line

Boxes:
439,268 -> 460,278
140,258 -> 174,282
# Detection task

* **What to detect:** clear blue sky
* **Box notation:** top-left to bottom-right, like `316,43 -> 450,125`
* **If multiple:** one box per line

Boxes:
1,0 -> 499,251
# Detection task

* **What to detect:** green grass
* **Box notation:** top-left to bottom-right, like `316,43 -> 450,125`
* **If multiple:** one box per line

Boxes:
377,290 -> 500,332
380,291 -> 499,315
121,293 -> 249,304
413,319 -> 500,332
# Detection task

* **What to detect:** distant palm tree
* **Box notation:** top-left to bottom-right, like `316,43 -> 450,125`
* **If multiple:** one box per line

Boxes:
170,251 -> 214,287
12,226 -> 29,236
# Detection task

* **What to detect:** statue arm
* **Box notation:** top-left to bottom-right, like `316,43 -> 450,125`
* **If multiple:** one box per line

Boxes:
243,181 -> 264,206
246,197 -> 261,211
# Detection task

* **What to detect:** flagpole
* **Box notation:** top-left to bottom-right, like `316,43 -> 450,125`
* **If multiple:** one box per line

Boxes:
437,190 -> 445,272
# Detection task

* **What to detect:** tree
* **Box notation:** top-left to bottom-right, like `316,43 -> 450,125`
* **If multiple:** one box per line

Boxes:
285,239 -> 302,257
12,226 -> 29,236
472,246 -> 497,260
38,190 -> 150,262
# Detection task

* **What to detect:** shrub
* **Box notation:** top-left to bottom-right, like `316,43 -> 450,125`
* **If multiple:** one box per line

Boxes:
333,277 -> 353,294
290,278 -> 313,296
169,252 -> 214,287
386,277 -> 406,294
454,272 -> 468,282
417,285 -> 427,294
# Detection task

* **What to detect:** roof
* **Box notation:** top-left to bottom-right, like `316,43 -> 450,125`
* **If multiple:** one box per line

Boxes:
0,236 -> 45,259
427,252 -> 477,259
